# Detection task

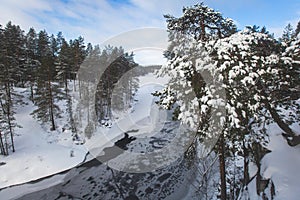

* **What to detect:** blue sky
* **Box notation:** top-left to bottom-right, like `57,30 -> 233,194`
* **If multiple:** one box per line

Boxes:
0,0 -> 299,64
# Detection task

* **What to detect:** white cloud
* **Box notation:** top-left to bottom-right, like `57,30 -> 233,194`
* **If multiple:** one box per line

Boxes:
1,0 -> 298,65
0,0 -> 201,44
134,49 -> 167,66
0,0 -> 198,65
0,0 -> 49,30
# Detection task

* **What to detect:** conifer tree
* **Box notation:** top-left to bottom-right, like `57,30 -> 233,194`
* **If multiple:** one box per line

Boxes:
281,23 -> 295,44
32,30 -> 61,131
0,22 -> 25,154
25,27 -> 39,102
295,21 -> 300,36
158,4 -> 237,199
155,3 -> 299,199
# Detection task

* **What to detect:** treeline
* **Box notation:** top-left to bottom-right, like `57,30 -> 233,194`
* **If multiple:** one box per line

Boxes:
155,3 -> 300,199
0,21 -> 138,155
97,64 -> 161,121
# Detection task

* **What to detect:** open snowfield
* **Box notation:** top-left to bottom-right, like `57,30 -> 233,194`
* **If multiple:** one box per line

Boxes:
0,87 -> 87,189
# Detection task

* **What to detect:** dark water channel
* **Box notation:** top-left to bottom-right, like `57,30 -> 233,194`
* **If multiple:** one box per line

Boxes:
8,120 -> 194,200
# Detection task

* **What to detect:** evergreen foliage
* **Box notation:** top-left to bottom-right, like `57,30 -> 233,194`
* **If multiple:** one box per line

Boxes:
155,4 -> 300,199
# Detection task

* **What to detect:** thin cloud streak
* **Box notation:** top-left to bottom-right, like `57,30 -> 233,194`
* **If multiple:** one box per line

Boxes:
0,0 -> 299,64
0,0 -> 199,44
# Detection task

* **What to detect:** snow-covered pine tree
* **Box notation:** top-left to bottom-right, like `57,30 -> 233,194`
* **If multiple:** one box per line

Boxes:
276,25 -> 300,145
68,36 -> 86,96
95,46 -> 138,124
25,27 -> 40,102
295,21 -> 300,36
111,52 -> 139,113
54,36 -> 75,133
156,3 -> 299,199
55,35 -> 86,134
56,37 -> 71,94
71,36 -> 86,76
0,25 -> 6,156
205,29 -> 281,197
158,10 -> 300,197
0,22 -> 26,154
156,4 -> 237,199
76,45 -> 101,138
280,23 -> 295,45
32,30 -> 62,131
2,22 -> 27,86
0,92 -> 18,154
0,84 -> 9,156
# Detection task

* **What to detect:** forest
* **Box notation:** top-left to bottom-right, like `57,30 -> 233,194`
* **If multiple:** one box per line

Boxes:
0,3 -> 299,200
0,21 -> 140,155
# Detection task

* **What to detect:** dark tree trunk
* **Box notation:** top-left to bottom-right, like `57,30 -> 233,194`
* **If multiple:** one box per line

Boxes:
49,95 -> 55,131
78,79 -> 81,99
258,81 -> 300,146
219,133 -> 227,200
30,83 -> 34,103
243,140 -> 249,185
253,143 -> 272,196
7,112 -> 15,152
255,144 -> 262,195
48,74 -> 55,131
5,100 -> 15,152
0,131 -> 6,155
87,85 -> 90,123
200,17 -> 206,41
4,133 -> 9,156
264,96 -> 300,146
8,122 -> 15,152
1,82 -> 15,153
64,73 -> 68,96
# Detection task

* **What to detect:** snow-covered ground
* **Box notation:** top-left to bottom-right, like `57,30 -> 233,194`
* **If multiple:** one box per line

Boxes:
0,87 -> 87,189
1,73 -> 299,200
0,73 -> 169,191
243,102 -> 300,200
261,121 -> 300,200
85,73 -> 169,158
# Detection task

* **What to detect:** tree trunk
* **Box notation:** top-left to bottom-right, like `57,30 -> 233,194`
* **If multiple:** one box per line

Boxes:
258,81 -> 300,146
49,94 -> 55,131
200,17 -> 206,41
78,79 -> 81,99
4,132 -> 9,155
64,74 -> 68,96
48,75 -> 55,131
2,82 -> 15,152
8,120 -> 15,152
73,78 -> 76,92
67,97 -> 75,133
243,140 -> 249,185
219,133 -> 227,200
30,83 -> 34,103
0,131 -> 6,155
264,97 -> 300,146
7,104 -> 15,152
86,82 -> 90,123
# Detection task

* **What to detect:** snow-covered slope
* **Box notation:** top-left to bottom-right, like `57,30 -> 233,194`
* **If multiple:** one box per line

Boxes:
0,72 -> 176,199
261,122 -> 300,200
1,73 -> 299,200
2,117 -> 194,200
240,102 -> 300,200
0,88 -> 87,189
